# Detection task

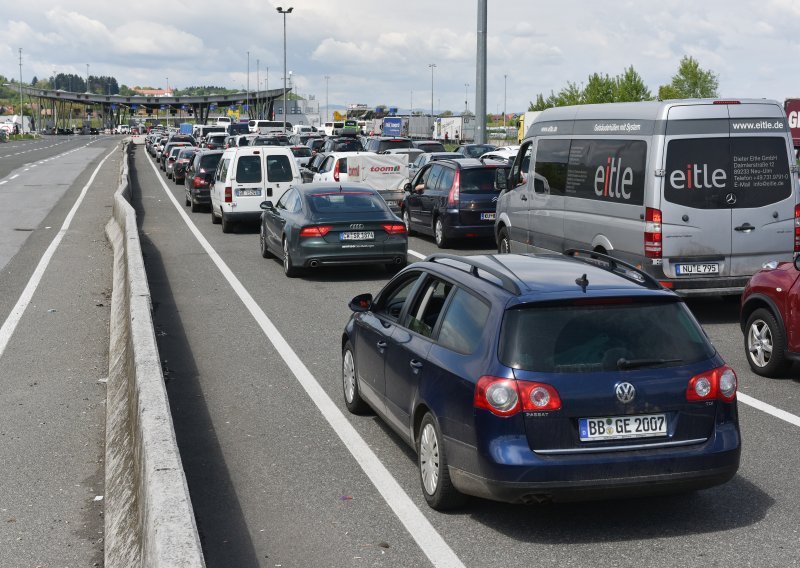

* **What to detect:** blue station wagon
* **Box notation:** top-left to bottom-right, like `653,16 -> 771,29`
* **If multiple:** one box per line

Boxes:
342,251 -> 741,508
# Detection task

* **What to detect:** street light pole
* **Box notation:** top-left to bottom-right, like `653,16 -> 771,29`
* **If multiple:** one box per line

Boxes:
18,49 -> 22,131
256,58 -> 260,119
86,63 -> 90,93
503,74 -> 508,141
324,75 -> 330,123
428,63 -> 436,120
277,6 -> 294,133
465,82 -> 469,113
246,51 -> 250,120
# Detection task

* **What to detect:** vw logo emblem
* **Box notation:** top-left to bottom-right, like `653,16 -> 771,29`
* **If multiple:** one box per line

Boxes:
349,223 -> 364,229
725,193 -> 737,205
615,382 -> 636,403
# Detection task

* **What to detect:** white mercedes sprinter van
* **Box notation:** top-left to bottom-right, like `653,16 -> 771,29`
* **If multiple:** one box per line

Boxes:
211,146 -> 301,233
496,99 -> 799,296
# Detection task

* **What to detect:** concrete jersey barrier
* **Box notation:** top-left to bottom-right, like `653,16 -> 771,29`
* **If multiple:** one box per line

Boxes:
105,140 -> 205,567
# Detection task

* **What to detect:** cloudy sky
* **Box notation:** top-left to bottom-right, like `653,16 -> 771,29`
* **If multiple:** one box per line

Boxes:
2,0 -> 799,114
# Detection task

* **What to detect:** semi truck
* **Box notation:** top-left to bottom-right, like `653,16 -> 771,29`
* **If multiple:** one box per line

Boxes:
516,111 -> 541,143
433,116 -> 474,142
784,99 -> 800,149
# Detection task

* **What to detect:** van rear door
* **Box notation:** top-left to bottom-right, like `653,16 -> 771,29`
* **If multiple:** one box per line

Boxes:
726,102 -> 795,275
661,104 -> 734,279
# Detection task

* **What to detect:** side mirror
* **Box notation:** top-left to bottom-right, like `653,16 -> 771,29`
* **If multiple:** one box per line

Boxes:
260,201 -> 275,211
348,293 -> 373,313
404,182 -> 412,192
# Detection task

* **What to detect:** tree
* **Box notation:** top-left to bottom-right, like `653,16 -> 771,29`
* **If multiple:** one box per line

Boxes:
583,73 -> 616,104
30,75 -> 38,86
615,66 -> 651,102
659,56 -> 718,99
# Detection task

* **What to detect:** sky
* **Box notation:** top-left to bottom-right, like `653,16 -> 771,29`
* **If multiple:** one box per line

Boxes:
1,0 -> 799,115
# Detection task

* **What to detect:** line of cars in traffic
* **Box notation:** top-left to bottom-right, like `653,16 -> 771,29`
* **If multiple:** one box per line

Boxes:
143,98 -> 800,511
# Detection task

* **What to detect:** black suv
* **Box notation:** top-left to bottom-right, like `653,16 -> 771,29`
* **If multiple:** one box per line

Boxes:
363,136 -> 414,153
402,158 -> 509,247
342,251 -> 740,508
321,136 -> 363,153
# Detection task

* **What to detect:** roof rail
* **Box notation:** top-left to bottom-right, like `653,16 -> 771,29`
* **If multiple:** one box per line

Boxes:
425,253 -> 522,295
563,249 -> 663,290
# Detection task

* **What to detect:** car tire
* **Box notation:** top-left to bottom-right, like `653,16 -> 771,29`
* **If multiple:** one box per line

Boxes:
497,227 -> 511,254
221,212 -> 233,233
403,208 -> 415,236
434,217 -> 449,249
283,238 -> 299,277
190,198 -> 200,213
342,341 -> 369,414
417,412 -> 465,510
745,308 -> 790,377
260,228 -> 273,259
211,207 -> 221,224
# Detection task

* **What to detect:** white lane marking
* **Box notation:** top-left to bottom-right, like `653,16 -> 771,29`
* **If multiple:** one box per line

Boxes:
10,174 -> 18,180
0,148 -> 116,361
408,249 -> 426,260
0,181 -> 6,185
146,155 -> 465,568
738,393 -> 800,428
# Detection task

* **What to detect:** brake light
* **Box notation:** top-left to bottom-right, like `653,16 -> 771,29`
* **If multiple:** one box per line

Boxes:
382,223 -> 406,235
713,100 -> 741,105
644,207 -> 662,258
333,159 -> 341,182
474,376 -> 561,417
447,169 -> 460,206
794,204 -> 800,252
686,365 -> 737,402
299,225 -> 332,237
224,186 -> 232,203
192,176 -> 205,189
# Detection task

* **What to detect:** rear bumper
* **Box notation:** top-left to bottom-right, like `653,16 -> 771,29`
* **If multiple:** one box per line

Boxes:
190,188 -> 211,204
658,276 -> 750,297
441,210 -> 496,239
222,211 -> 262,223
295,239 -> 408,268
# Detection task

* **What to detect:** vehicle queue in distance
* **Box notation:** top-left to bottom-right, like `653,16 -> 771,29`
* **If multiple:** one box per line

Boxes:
143,97 -> 800,508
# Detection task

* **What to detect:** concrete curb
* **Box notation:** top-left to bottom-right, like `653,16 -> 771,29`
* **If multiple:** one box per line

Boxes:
104,141 -> 205,567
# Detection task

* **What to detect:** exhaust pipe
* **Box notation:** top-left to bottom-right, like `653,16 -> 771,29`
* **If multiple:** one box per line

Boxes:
394,257 -> 404,264
309,260 -> 319,268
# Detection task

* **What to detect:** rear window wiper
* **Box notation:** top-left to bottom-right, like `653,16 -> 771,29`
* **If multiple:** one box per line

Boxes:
617,357 -> 683,370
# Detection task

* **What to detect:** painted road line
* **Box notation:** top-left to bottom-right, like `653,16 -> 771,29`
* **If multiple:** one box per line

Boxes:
738,393 -> 800,428
146,155 -> 466,568
10,174 -> 18,179
0,148 -> 115,361
408,249 -> 426,260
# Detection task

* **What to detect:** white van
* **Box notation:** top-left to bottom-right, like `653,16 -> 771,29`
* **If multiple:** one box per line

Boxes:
249,120 -> 287,135
321,121 -> 345,136
496,98 -> 799,296
211,146 -> 301,233
216,116 -> 232,127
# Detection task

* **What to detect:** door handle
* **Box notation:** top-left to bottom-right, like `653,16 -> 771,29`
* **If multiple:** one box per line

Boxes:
376,341 -> 387,350
734,223 -> 755,232
409,360 -> 423,369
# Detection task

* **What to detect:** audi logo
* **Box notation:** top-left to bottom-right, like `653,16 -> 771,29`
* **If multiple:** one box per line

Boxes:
349,223 -> 364,229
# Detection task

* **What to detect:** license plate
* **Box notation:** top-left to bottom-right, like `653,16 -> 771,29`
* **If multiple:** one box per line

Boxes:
675,263 -> 719,275
480,212 -> 496,220
384,200 -> 398,207
340,231 -> 375,241
579,414 -> 667,441
236,188 -> 261,197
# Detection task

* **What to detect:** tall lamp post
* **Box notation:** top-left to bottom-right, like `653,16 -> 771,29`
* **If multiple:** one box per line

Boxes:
503,74 -> 508,141
324,75 -> 330,123
277,6 -> 294,133
464,82 -> 469,113
428,63 -> 436,120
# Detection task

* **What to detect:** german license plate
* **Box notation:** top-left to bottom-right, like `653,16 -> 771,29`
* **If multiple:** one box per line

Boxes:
675,263 -> 719,275
340,231 -> 374,241
480,212 -> 496,220
579,414 -> 667,441
384,200 -> 398,207
236,188 -> 261,197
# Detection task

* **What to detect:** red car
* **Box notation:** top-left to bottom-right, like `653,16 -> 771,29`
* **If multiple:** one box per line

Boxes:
740,256 -> 800,376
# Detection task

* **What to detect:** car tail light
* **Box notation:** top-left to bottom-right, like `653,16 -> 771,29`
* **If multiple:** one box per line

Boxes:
686,365 -> 737,402
474,376 -> 561,417
299,225 -> 332,237
644,207 -> 662,258
192,176 -> 205,189
794,204 -> 800,253
333,159 -> 341,182
447,170 -> 460,207
224,186 -> 232,203
382,223 -> 406,235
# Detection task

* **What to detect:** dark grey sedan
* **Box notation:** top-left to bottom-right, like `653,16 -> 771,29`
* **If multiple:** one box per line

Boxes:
259,183 -> 408,277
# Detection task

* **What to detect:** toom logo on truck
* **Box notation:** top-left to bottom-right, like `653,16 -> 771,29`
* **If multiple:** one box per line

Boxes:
784,98 -> 800,147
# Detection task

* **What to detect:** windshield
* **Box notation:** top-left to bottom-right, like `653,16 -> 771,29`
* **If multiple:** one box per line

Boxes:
499,300 -> 715,372
464,144 -> 496,157
459,167 -> 509,193
307,192 -> 388,214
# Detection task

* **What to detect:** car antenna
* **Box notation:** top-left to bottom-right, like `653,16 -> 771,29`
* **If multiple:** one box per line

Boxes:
575,273 -> 589,292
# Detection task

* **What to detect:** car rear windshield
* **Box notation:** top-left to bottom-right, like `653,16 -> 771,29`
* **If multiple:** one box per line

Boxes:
291,147 -> 312,158
266,155 -> 294,182
378,140 -> 413,151
333,139 -> 363,152
665,136 -> 792,209
463,144 -> 495,157
498,299 -> 715,372
199,154 -> 222,173
307,192 -> 387,214
417,142 -> 446,152
459,167 -> 509,193
236,155 -> 262,183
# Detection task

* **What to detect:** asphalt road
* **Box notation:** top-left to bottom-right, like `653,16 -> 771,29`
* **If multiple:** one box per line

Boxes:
0,134 -> 121,567
130,141 -> 800,568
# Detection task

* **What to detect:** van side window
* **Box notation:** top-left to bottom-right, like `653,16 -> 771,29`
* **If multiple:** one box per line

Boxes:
565,139 -> 646,204
510,140 -> 533,189
236,155 -> 262,183
216,158 -> 230,182
534,139 -> 570,195
267,155 -> 294,182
